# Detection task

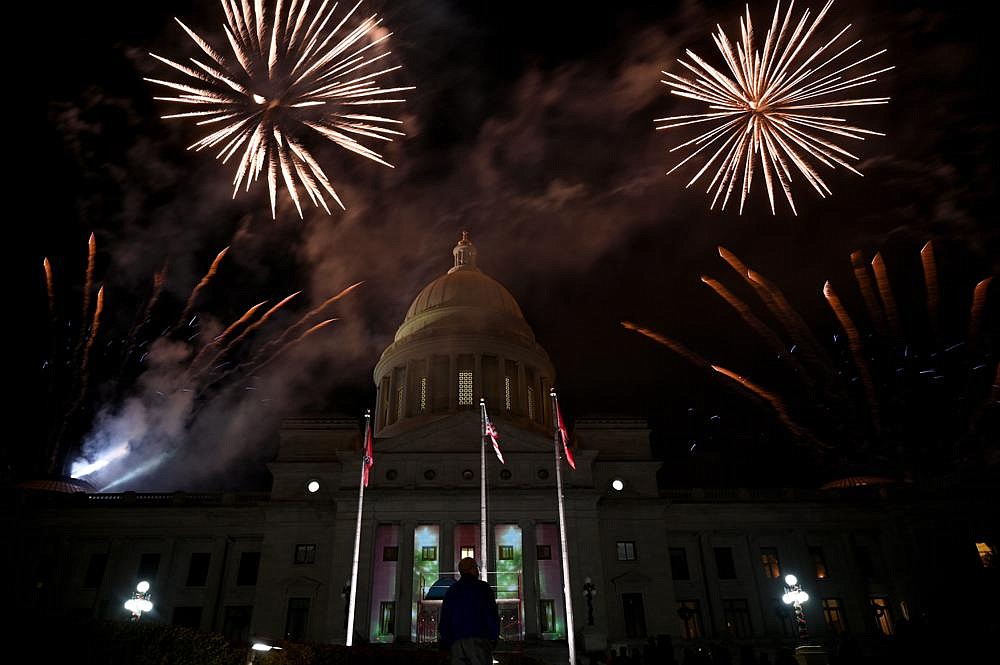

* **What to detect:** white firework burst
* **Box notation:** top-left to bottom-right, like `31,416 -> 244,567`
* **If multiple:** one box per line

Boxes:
148,0 -> 413,218
656,0 -> 893,215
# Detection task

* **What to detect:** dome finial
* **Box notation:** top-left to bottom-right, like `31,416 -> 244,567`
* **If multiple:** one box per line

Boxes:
449,231 -> 478,273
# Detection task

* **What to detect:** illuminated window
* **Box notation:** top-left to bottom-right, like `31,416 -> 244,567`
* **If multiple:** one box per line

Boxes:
527,386 -> 535,420
504,377 -> 512,410
419,377 -> 427,412
760,547 -> 781,579
976,542 -> 995,568
498,545 -> 514,560
396,386 -> 404,420
539,599 -> 556,633
870,597 -> 894,636
379,601 -> 396,635
421,546 -> 437,561
458,371 -> 473,405
460,546 -> 475,560
822,598 -> 848,634
809,546 -> 828,579
722,598 -> 753,638
616,541 -> 636,561
294,544 -> 316,564
537,545 -> 552,560
677,600 -> 703,639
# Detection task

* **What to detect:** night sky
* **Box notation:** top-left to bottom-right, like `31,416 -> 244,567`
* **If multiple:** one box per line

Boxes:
13,0 -> 997,491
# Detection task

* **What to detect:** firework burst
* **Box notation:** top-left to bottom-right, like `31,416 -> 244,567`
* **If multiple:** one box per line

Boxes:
655,0 -> 893,214
148,0 -> 413,218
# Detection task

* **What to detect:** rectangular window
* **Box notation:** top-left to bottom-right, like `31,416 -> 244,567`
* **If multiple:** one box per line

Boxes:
460,546 -> 475,560
677,600 -> 703,639
669,548 -> 690,580
186,552 -> 211,587
83,553 -> 108,589
285,597 -> 310,641
236,552 -> 260,586
722,598 -> 753,638
294,544 -> 316,564
527,386 -> 536,420
537,545 -> 552,561
539,599 -> 556,633
504,377 -> 512,410
714,547 -> 737,579
223,606 -> 253,644
870,597 -> 894,636
136,553 -> 160,582
822,598 -> 848,634
616,541 -> 636,561
809,546 -> 828,579
498,545 -> 514,561
977,542 -> 995,568
379,601 -> 396,635
421,546 -> 437,561
396,386 -> 405,420
458,371 -> 474,405
419,377 -> 427,412
760,547 -> 781,579
383,546 -> 399,562
172,606 -> 202,629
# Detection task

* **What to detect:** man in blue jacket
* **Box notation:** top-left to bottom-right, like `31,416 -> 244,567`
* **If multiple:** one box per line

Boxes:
439,557 -> 500,665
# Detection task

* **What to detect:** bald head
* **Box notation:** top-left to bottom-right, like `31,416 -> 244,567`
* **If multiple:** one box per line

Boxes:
458,557 -> 478,576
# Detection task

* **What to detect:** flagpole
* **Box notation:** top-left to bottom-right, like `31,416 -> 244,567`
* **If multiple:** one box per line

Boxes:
346,409 -> 370,647
550,391 -> 577,665
479,398 -> 489,582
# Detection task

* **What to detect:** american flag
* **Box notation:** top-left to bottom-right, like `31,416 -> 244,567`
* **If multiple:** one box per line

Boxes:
484,411 -> 505,464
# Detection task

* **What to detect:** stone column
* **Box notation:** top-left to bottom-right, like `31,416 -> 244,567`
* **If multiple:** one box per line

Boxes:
448,356 -> 457,411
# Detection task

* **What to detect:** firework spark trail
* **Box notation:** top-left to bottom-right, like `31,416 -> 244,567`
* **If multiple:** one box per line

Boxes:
249,281 -> 362,363
747,268 -> 832,372
850,250 -> 886,335
149,0 -> 413,217
701,276 -> 788,358
920,241 -> 940,335
80,286 -> 105,380
203,290 -> 302,371
717,247 -> 800,342
823,281 -> 880,431
969,277 -> 993,344
189,299 -> 269,369
252,317 -> 338,372
710,364 -> 828,449
43,257 -> 55,320
656,0 -> 892,214
81,233 -> 96,325
621,321 -> 713,368
871,252 -> 900,336
173,247 -> 229,334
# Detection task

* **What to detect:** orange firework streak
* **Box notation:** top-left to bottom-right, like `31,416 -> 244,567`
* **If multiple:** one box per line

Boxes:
81,233 -> 96,323
175,246 -> 229,330
190,299 -> 269,369
718,247 -> 797,338
710,365 -> 828,450
850,251 -> 886,335
920,241 -> 940,334
871,252 -> 900,335
80,286 -> 105,377
207,291 -> 302,368
43,257 -> 55,318
747,269 -> 832,372
621,321 -> 712,368
969,277 -> 993,343
253,318 -> 338,372
823,281 -> 880,431
700,276 -> 788,357
251,281 -> 363,362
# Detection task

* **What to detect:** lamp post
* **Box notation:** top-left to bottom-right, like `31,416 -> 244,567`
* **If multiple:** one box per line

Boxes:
124,580 -> 153,621
781,574 -> 810,640
582,577 -> 597,626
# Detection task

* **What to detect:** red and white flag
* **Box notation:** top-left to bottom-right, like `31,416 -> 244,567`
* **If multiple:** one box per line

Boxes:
484,407 -> 505,464
362,416 -> 374,487
554,394 -> 576,470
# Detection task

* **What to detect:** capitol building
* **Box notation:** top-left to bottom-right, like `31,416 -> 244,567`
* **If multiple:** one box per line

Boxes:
13,234 -> 998,660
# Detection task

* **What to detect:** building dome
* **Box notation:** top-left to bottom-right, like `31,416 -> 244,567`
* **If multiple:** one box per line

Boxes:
374,233 -> 554,436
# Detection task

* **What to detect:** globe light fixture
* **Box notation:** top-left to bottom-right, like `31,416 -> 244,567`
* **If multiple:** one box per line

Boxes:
611,479 -> 625,491
124,580 -> 153,620
307,480 -> 320,493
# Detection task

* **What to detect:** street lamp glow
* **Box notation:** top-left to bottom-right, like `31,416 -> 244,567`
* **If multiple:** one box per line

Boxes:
307,480 -> 320,493
784,574 -> 798,586
252,643 -> 280,652
136,580 -> 150,593
611,479 -> 625,491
